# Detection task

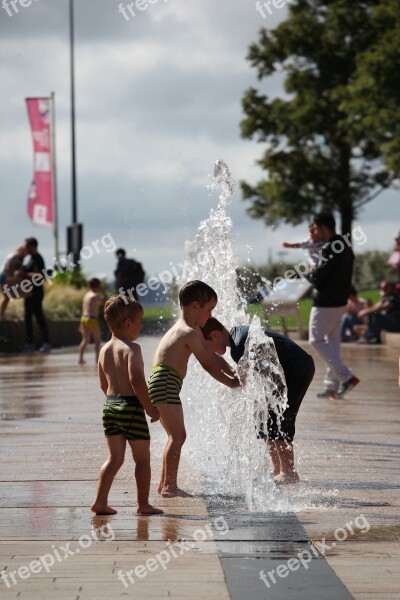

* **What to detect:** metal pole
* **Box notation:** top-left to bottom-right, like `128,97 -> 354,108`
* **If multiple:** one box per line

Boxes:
50,91 -> 59,261
69,0 -> 77,226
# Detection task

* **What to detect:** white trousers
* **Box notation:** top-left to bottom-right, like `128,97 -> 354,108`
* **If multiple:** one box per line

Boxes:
309,306 -> 353,391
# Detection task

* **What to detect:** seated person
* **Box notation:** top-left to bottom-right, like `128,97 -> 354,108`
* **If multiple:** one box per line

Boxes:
355,281 -> 400,344
341,286 -> 371,342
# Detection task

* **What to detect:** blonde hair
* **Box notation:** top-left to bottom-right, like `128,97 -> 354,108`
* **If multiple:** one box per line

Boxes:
104,295 -> 143,331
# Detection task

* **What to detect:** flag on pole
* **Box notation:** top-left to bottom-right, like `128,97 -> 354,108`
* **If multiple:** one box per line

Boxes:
25,97 -> 54,227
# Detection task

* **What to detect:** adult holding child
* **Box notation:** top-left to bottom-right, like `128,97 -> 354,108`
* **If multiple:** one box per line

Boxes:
306,213 -> 359,399
23,237 -> 50,353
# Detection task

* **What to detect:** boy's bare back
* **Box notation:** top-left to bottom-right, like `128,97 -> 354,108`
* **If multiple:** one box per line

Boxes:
82,290 -> 102,318
153,318 -> 202,379
99,337 -> 143,396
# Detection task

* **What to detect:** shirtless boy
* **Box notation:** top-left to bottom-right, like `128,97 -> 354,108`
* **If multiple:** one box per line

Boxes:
148,280 -> 241,498
91,296 -> 163,516
78,278 -> 105,364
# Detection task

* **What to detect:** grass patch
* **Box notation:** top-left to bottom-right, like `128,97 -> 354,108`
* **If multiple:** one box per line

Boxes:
142,305 -> 176,323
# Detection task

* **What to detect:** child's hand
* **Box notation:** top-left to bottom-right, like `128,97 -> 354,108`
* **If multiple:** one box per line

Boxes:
147,405 -> 160,423
214,354 -> 236,377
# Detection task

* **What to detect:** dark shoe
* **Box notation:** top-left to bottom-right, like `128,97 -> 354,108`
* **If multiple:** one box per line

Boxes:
336,376 -> 360,399
317,388 -> 337,399
39,343 -> 51,353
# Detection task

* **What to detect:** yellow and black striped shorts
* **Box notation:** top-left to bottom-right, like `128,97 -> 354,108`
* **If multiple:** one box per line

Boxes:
102,396 -> 150,440
148,364 -> 183,405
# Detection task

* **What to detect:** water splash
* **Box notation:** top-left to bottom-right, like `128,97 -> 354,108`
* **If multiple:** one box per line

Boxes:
181,160 -> 325,512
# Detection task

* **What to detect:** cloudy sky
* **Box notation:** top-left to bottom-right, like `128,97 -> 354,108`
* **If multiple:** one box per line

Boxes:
0,0 -> 398,281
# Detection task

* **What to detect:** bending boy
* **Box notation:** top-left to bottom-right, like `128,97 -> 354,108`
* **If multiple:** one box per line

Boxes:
148,280 -> 240,498
201,318 -> 315,485
91,296 -> 163,516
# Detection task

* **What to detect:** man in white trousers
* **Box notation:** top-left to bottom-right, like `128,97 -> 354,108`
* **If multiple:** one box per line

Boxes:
307,213 -> 359,399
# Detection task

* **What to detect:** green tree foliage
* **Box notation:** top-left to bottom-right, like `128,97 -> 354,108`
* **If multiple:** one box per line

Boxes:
241,0 -> 398,235
344,1 -> 400,174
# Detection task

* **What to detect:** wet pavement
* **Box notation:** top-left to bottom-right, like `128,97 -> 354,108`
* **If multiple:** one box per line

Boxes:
0,338 -> 399,599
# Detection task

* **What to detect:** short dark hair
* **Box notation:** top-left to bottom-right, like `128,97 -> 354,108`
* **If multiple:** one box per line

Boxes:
179,280 -> 218,307
89,277 -> 101,289
104,295 -> 143,331
201,317 -> 224,339
25,237 -> 38,248
349,285 -> 357,296
115,248 -> 126,257
314,213 -> 336,231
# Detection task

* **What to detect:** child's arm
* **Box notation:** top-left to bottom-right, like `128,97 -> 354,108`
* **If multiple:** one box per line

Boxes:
189,331 -> 241,388
98,361 -> 108,395
282,242 -> 301,249
128,346 -> 160,422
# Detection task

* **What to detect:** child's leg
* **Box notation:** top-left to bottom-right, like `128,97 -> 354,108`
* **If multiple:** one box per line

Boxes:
267,439 -> 281,476
273,440 -> 299,485
92,329 -> 101,363
78,329 -> 91,364
91,434 -> 126,514
157,404 -> 191,497
128,439 -> 163,515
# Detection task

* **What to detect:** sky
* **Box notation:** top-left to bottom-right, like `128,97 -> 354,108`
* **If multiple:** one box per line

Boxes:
0,0 -> 399,282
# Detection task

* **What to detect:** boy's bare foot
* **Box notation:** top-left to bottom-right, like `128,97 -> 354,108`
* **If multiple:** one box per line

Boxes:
160,487 -> 193,498
90,503 -> 117,515
136,504 -> 164,515
78,359 -> 86,365
274,472 -> 300,486
157,483 -> 164,495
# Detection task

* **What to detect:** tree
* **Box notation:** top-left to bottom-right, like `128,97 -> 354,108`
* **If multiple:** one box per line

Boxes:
240,0 -> 397,236
344,1 -> 400,175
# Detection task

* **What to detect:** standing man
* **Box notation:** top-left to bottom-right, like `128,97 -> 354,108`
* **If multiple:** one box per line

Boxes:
307,213 -> 359,398
114,248 -> 145,300
23,237 -> 51,353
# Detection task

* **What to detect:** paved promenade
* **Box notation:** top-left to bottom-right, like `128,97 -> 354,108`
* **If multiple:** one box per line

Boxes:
0,338 -> 399,599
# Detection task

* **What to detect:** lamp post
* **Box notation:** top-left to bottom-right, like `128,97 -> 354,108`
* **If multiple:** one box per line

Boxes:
67,0 -> 83,267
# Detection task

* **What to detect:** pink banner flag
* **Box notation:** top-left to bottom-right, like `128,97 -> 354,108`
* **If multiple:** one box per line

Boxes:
25,97 -> 54,227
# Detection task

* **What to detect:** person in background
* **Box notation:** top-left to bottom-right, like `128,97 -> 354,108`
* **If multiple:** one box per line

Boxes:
23,237 -> 50,353
114,248 -> 145,300
387,233 -> 400,283
356,281 -> 400,344
78,277 -> 105,365
341,286 -> 372,342
0,245 -> 27,320
306,213 -> 359,399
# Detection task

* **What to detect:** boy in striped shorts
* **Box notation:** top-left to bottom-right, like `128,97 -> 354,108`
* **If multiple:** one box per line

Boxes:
148,280 -> 241,499
91,296 -> 163,516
